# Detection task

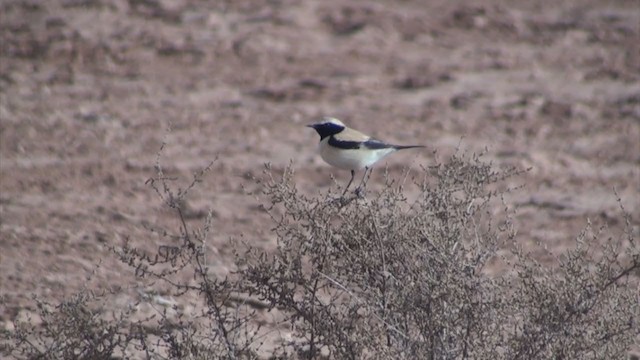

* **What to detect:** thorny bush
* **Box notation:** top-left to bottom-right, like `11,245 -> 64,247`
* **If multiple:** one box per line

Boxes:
3,151 -> 638,359
239,154 -> 638,359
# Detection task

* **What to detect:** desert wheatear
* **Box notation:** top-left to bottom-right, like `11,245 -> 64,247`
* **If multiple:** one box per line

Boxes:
307,117 -> 423,194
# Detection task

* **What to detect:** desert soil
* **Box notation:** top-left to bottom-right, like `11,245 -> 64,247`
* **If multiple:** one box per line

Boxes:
1,0 -> 639,356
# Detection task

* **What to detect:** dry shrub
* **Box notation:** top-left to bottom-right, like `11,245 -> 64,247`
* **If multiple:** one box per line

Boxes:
3,151 -> 638,359
240,154 -> 638,359
5,288 -> 138,360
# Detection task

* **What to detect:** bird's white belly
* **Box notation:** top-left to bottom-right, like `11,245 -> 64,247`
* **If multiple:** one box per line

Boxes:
318,139 -> 394,170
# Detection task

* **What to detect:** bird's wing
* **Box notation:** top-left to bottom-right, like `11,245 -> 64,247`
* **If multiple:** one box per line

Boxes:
334,127 -> 371,142
362,139 -> 395,149
327,127 -> 371,150
328,136 -> 362,149
330,127 -> 398,150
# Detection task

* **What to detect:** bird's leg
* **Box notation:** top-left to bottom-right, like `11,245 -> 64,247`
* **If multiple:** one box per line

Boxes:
355,167 -> 371,197
359,167 -> 370,188
342,169 -> 355,196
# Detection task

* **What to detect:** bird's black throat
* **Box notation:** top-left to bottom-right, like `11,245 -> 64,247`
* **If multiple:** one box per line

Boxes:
310,122 -> 345,140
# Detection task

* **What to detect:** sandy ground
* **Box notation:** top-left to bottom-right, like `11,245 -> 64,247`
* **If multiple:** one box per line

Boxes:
1,0 -> 639,355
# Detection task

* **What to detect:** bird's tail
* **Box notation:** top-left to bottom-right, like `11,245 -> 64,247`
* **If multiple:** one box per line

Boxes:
393,145 -> 425,150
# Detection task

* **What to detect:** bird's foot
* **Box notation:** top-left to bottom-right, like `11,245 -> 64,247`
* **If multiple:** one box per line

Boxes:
327,193 -> 352,206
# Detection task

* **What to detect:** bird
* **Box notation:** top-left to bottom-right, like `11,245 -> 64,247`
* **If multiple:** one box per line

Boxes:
307,117 -> 424,195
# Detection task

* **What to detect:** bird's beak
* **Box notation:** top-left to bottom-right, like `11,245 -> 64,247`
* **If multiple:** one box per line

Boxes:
306,124 -> 316,129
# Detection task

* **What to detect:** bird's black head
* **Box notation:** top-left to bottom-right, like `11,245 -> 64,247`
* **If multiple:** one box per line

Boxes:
307,117 -> 346,140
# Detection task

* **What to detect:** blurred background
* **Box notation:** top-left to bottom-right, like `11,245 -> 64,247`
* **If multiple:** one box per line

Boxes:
1,0 -> 638,341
